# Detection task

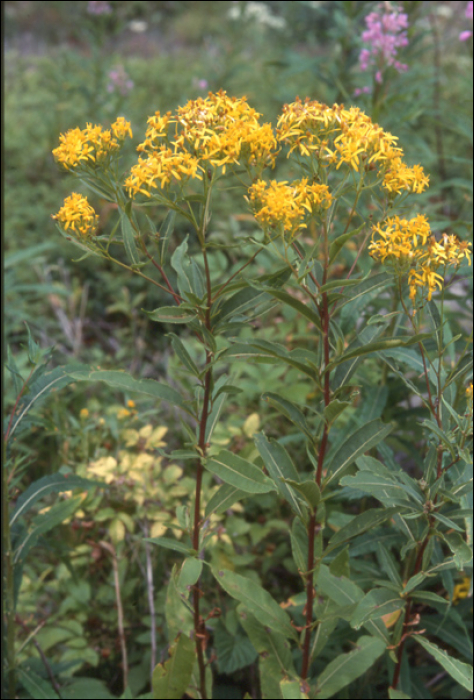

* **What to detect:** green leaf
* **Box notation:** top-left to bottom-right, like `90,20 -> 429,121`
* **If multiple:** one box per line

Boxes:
17,666 -> 60,700
282,479 -> 320,511
351,589 -> 406,629
205,380 -> 229,443
337,272 -> 395,309
205,450 -> 275,494
441,532 -> 473,569
169,334 -> 200,377
25,322 -> 42,364
262,392 -> 314,440
214,622 -> 258,675
159,209 -> 177,264
223,340 -> 317,380
178,558 -> 203,592
324,399 -> 352,427
121,214 -> 140,266
145,537 -> 195,556
212,567 -> 299,641
60,678 -> 115,699
329,223 -> 365,264
327,507 -> 400,550
317,565 -> 364,607
239,608 -> 296,700
205,483 -> 247,517
11,473 -> 102,526
324,420 -> 393,487
334,325 -> 385,389
280,679 -> 308,699
146,306 -> 197,324
389,690 -> 412,699
423,420 -> 457,459
326,335 -> 430,373
65,368 -> 188,411
216,287 -> 270,324
152,634 -> 196,700
248,284 -> 322,332
414,636 -> 473,692
312,635 -> 386,699
166,565 -> 194,640
6,363 -> 91,440
291,517 -> 309,575
13,496 -> 83,568
120,688 -> 134,700
255,434 -> 307,518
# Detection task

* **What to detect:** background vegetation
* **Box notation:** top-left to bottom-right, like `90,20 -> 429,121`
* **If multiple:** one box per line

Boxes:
4,2 -> 473,699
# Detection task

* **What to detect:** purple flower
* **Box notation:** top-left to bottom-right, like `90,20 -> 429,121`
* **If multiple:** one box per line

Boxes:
460,1 -> 473,40
107,66 -> 134,96
88,1 -> 112,15
192,78 -> 209,90
357,3 -> 409,82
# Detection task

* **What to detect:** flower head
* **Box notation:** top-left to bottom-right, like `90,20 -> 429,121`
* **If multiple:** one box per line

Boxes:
126,90 -> 277,198
53,121 -> 131,171
52,193 -> 99,238
358,4 -> 409,77
248,178 -> 332,238
87,1 -> 112,15
276,98 -> 428,194
370,216 -> 472,305
107,66 -> 134,96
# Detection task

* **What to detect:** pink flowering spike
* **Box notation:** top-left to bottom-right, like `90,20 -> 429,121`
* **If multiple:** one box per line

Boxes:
88,1 -> 112,15
467,1 -> 474,20
460,30 -> 473,41
358,3 -> 409,81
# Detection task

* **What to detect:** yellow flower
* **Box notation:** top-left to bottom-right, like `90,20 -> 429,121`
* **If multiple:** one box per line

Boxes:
52,193 -> 99,238
53,121 -> 125,170
452,577 -> 471,604
276,98 -> 429,193
248,178 -> 332,237
111,117 -> 133,140
467,383 -> 473,400
117,408 -> 131,419
80,408 -> 90,419
127,400 -> 136,408
125,149 -> 202,197
370,217 -> 471,306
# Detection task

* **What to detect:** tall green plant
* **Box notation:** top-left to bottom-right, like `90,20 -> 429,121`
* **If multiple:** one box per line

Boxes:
5,90 -> 471,699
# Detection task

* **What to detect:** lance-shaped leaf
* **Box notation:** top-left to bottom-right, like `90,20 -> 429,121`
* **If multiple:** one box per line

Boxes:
239,607 -> 296,700
312,635 -> 386,699
205,450 -> 275,494
223,340 -> 317,380
248,283 -> 323,332
337,271 -> 395,309
351,588 -> 406,629
121,214 -> 140,266
389,690 -> 412,699
65,368 -> 188,411
6,363 -> 91,440
263,392 -> 315,440
326,335 -> 431,373
146,306 -> 197,324
326,507 -> 400,551
255,434 -> 307,519
145,536 -> 196,556
324,420 -> 393,487
324,399 -> 352,427
415,636 -> 473,692
17,666 -> 60,700
214,622 -> 258,675
177,558 -> 203,593
152,634 -> 196,700
11,473 -> 102,526
329,224 -> 366,264
205,483 -> 248,517
212,567 -> 299,641
280,680 -> 308,699
317,565 -> 364,608
169,333 -> 200,377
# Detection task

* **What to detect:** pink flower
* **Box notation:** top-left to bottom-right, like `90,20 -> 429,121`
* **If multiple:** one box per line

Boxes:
107,66 -> 134,96
466,1 -> 473,20
88,1 -> 112,15
460,30 -> 473,41
357,3 -> 409,80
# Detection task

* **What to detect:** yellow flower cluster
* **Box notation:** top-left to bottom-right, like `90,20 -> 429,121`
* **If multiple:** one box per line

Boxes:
125,90 -> 277,198
248,178 -> 332,237
52,192 -> 98,238
369,215 -> 472,304
53,118 -> 132,170
276,98 -> 429,194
